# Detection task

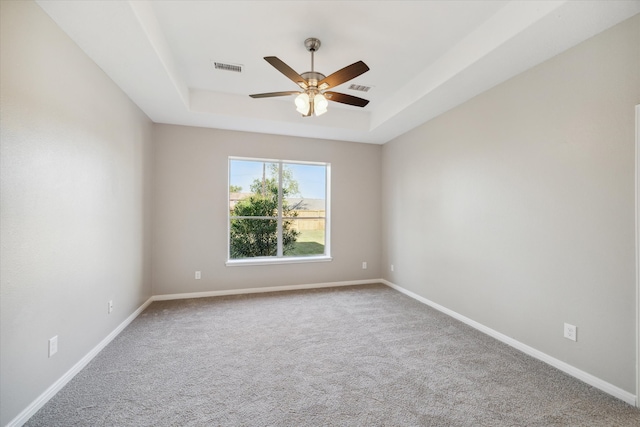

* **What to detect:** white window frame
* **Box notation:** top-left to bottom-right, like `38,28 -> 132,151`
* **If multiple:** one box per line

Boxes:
226,156 -> 332,266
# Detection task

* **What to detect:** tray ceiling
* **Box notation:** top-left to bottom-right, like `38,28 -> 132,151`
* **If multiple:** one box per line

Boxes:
36,1 -> 640,144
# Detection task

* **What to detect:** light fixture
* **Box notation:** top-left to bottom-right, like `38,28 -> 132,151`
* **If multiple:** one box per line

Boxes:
314,93 -> 328,116
295,91 -> 328,117
295,92 -> 310,115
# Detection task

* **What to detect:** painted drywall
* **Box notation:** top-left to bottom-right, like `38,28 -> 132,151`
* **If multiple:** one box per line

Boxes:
0,1 -> 153,424
382,14 -> 640,393
152,124 -> 382,295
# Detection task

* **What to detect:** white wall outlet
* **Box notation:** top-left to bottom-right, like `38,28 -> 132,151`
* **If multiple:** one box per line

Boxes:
108,300 -> 113,314
564,323 -> 577,341
195,271 -> 201,280
391,264 -> 395,272
362,261 -> 367,269
48,336 -> 58,358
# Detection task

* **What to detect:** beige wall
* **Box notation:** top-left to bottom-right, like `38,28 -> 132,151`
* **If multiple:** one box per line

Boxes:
152,124 -> 382,295
382,14 -> 640,393
0,1 -> 153,424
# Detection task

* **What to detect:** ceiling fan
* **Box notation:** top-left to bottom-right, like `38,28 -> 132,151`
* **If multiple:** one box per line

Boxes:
249,38 -> 370,117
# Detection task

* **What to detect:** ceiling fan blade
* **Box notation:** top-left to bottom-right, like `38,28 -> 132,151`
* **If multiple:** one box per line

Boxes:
318,61 -> 369,90
324,91 -> 369,107
249,91 -> 300,98
264,57 -> 308,89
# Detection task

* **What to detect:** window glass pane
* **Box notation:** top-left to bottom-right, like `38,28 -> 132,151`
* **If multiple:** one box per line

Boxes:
284,163 -> 326,218
229,218 -> 278,259
288,218 -> 325,256
229,160 -> 279,217
282,163 -> 327,206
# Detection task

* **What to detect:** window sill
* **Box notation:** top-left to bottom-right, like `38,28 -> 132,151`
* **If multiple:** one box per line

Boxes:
225,255 -> 332,267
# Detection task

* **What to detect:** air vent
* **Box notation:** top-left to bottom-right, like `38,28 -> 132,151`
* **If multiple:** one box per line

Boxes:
348,84 -> 371,92
213,61 -> 243,73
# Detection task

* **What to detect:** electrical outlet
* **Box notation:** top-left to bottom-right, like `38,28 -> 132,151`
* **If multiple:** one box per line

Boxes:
362,261 -> 367,270
564,323 -> 577,341
391,264 -> 394,272
108,300 -> 113,314
195,271 -> 201,280
48,336 -> 58,358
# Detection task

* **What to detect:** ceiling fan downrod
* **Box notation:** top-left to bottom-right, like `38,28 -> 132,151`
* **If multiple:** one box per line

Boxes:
302,38 -> 326,91
305,37 -> 321,72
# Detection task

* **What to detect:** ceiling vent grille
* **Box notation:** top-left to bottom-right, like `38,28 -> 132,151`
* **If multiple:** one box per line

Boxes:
348,84 -> 371,92
213,62 -> 243,73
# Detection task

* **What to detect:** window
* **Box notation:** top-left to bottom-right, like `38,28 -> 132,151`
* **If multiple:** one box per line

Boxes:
227,157 -> 330,265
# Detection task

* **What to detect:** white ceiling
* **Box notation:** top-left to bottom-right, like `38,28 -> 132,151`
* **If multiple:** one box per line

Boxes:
36,1 -> 640,144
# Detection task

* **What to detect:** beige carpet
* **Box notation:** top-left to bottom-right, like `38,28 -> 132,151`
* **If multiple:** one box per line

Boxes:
27,284 -> 640,426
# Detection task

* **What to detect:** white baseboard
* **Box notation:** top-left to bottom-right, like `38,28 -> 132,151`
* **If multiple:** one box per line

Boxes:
6,297 -> 154,427
152,279 -> 378,301
380,279 -> 637,406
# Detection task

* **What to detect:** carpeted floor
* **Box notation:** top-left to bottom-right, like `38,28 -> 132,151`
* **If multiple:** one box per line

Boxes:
27,284 -> 640,426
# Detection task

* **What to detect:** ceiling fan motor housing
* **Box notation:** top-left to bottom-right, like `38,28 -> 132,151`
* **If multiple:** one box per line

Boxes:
301,71 -> 326,89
